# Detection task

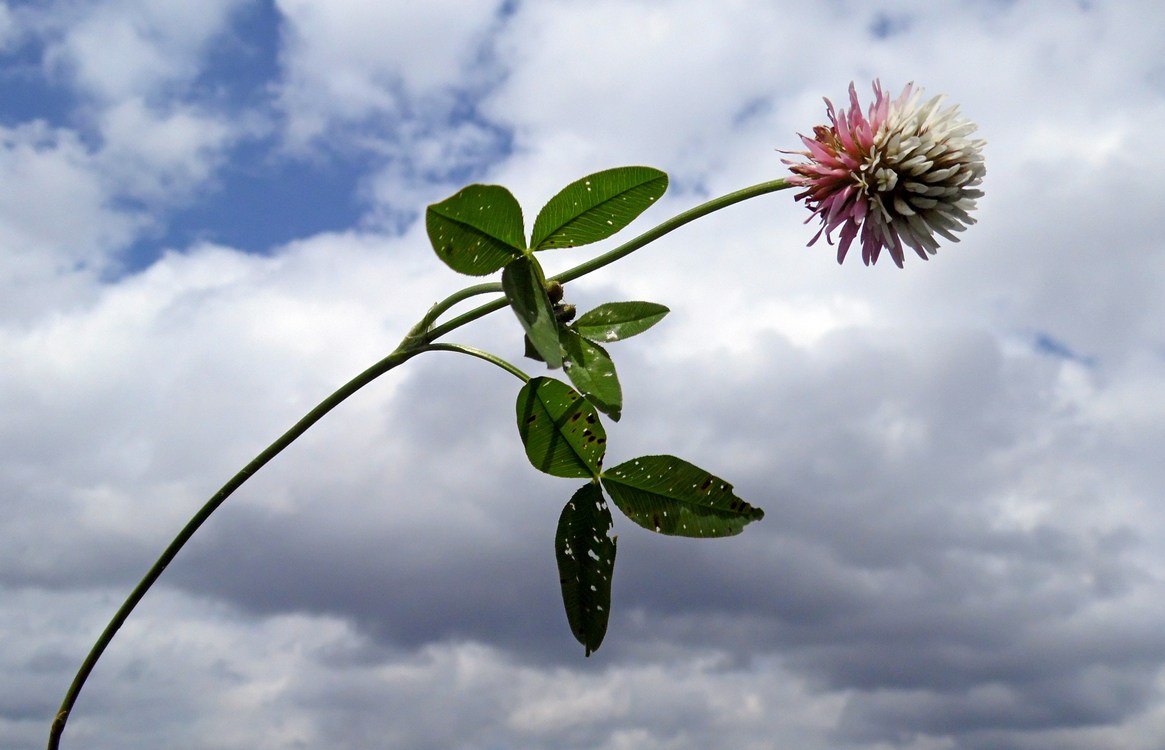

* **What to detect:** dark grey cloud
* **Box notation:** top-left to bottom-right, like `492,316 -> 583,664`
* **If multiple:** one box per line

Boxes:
108,321 -> 1164,749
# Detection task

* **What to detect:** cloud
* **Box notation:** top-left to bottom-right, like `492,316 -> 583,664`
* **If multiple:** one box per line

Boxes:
270,0 -> 517,232
0,4 -> 16,51
0,102 -> 252,312
37,0 -> 252,102
0,0 -> 263,315
95,98 -> 238,204
274,0 -> 509,147
3,586 -> 844,750
5,1 -> 1165,750
0,121 -> 143,320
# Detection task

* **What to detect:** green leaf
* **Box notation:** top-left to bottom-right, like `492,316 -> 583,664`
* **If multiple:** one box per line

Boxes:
601,455 -> 764,537
555,483 -> 617,657
426,184 -> 525,275
530,166 -> 668,251
516,377 -> 606,478
574,302 -> 670,343
522,334 -> 544,363
502,256 -> 562,368
560,330 -> 622,422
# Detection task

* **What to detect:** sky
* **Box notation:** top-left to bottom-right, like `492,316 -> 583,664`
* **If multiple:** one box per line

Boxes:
3,1 -> 1165,749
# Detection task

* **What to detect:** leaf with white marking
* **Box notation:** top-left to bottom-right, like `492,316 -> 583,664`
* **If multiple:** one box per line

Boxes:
601,455 -> 763,537
555,482 -> 617,657
426,184 -> 524,275
531,167 -> 668,250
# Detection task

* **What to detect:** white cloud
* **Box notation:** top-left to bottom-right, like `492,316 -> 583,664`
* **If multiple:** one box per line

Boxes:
0,4 -> 16,51
0,223 -> 474,589
0,121 -> 143,320
7,1 -> 1165,749
0,122 -> 135,260
274,0 -> 506,146
0,0 -> 259,322
485,0 -> 817,177
0,101 -> 249,322
39,0 -> 251,102
95,97 -> 239,203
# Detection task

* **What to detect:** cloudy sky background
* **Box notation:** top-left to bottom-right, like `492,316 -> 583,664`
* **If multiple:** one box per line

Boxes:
4,1 -> 1165,748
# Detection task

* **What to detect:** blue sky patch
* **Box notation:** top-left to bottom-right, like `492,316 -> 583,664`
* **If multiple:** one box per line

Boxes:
1034,332 -> 1096,366
120,139 -> 368,268
0,35 -> 76,128
192,0 -> 283,112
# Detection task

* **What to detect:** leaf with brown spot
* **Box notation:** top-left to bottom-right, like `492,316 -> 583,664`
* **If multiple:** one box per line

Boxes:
600,455 -> 764,537
515,377 -> 606,478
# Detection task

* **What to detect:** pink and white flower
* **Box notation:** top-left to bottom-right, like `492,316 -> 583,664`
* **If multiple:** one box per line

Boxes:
785,81 -> 985,267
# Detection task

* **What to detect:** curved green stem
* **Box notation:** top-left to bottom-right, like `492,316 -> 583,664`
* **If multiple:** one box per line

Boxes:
426,178 -> 792,340
421,342 -> 532,383
554,178 -> 791,284
48,176 -> 792,750
401,282 -> 503,348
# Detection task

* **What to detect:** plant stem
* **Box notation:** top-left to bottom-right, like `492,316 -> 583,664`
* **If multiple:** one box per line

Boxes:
555,178 -> 792,284
401,282 -> 504,348
421,343 -> 532,382
426,178 -> 792,340
48,176 -> 792,750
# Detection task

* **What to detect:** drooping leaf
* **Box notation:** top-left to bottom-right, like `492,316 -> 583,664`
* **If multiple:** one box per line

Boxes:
426,184 -> 525,275
502,256 -> 562,368
530,166 -> 668,251
601,455 -> 764,537
555,483 -> 617,657
560,330 -> 622,422
573,302 -> 670,343
516,377 -> 606,478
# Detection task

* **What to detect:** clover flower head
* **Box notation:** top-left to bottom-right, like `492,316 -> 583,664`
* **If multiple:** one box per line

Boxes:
784,80 -> 986,267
